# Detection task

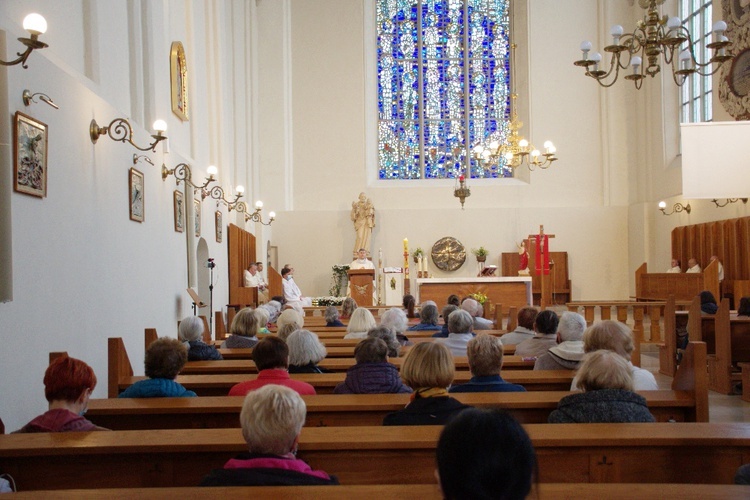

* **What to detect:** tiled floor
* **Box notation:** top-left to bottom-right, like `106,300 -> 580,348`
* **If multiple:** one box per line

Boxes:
641,344 -> 750,423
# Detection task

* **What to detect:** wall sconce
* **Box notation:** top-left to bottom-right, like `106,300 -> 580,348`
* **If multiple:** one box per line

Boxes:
90,118 -> 167,152
132,154 -> 154,166
1,13 -> 48,69
658,201 -> 691,215
711,198 -> 748,208
162,163 -> 216,191
22,89 -> 58,109
203,184 -> 244,210
242,201 -> 276,226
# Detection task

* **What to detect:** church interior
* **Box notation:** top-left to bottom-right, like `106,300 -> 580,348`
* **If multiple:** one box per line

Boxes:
2,0 -> 750,493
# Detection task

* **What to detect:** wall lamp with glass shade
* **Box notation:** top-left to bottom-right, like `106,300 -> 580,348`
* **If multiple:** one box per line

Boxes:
162,163 -> 217,192
1,13 -> 48,68
658,201 -> 691,215
711,198 -> 748,208
243,200 -> 275,226
90,118 -> 167,152
203,183 -> 244,210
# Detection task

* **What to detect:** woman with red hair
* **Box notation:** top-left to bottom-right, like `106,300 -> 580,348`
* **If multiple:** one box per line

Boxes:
14,356 -> 108,433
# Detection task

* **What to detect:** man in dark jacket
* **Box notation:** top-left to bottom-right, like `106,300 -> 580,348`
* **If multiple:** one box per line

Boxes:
334,338 -> 411,394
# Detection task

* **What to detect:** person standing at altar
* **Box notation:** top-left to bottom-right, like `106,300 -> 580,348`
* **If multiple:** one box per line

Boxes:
666,259 -> 682,273
686,258 -> 702,273
350,248 -> 375,270
244,263 -> 269,303
282,267 -> 312,307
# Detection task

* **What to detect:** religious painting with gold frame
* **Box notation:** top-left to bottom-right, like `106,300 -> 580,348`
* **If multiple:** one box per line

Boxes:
170,41 -> 189,121
173,190 -> 184,233
215,210 -> 223,243
13,111 -> 48,198
194,199 -> 201,237
129,168 -> 145,223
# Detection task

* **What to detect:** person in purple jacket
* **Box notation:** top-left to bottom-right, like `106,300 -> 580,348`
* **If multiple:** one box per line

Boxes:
334,338 -> 412,394
14,356 -> 108,433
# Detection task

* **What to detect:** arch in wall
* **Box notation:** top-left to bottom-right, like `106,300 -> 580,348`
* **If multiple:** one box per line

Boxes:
196,237 -> 211,333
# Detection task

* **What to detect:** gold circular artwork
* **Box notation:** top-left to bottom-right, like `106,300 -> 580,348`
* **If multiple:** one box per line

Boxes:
431,237 -> 466,272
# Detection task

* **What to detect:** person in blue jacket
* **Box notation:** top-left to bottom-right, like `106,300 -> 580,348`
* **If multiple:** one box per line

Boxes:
119,337 -> 196,398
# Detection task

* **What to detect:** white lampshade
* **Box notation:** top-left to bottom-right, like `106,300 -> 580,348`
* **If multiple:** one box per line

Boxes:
206,165 -> 218,176
712,21 -> 727,34
630,56 -> 642,68
23,13 -> 47,35
269,211 -> 276,219
580,40 -> 592,52
518,139 -> 529,148
667,17 -> 681,30
610,25 -> 623,37
152,120 -> 167,133
235,185 -> 245,194
658,201 -> 667,209
591,52 -> 602,63
255,200 -> 263,209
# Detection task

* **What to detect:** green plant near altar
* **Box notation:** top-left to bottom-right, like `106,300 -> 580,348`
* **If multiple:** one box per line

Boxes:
470,291 -> 488,305
328,264 -> 350,296
471,246 -> 489,257
412,248 -> 424,258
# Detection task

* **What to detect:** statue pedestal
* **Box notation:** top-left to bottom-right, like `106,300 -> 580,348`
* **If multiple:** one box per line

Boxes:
348,269 -> 375,306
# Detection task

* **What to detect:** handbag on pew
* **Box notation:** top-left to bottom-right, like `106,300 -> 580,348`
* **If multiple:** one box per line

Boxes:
0,474 -> 16,493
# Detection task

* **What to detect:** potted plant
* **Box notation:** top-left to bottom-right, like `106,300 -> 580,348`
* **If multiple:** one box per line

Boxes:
472,246 -> 489,263
412,247 -> 424,263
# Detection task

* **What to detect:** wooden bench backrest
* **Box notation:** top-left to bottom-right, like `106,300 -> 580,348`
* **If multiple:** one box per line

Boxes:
108,338 -> 134,398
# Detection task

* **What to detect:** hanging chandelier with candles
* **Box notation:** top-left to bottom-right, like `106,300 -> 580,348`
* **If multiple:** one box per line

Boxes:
574,0 -> 732,89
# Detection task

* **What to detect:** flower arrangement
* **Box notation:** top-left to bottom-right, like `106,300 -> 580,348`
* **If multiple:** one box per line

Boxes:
313,296 -> 347,306
328,264 -> 350,296
470,291 -> 488,305
471,247 -> 489,257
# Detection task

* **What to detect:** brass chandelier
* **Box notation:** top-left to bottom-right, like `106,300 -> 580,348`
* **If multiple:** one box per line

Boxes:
574,0 -> 732,89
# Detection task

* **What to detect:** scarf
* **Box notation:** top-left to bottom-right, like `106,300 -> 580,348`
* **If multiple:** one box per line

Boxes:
411,387 -> 449,401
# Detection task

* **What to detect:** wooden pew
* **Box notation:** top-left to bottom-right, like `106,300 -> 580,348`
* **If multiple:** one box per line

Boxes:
117,370 -> 576,397
8,483 -> 750,499
707,307 -> 750,395
2,422 -> 749,489
218,342 -> 516,358
635,260 -> 720,303
85,389 -> 704,431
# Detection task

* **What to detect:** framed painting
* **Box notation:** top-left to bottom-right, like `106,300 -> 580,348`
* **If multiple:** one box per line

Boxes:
13,111 -> 48,198
170,41 -> 189,121
173,190 -> 184,233
129,168 -> 145,222
194,199 -> 201,237
215,211 -> 223,243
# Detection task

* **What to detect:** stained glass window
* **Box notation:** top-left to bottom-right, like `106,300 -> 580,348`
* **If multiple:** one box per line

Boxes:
377,0 -> 511,180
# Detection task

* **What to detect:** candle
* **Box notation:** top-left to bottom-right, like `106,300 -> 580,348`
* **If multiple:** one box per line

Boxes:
424,257 -> 429,276
403,238 -> 408,252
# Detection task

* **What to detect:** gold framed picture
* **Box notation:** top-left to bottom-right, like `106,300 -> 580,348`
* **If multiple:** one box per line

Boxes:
170,41 -> 189,121
129,168 -> 145,223
194,199 -> 201,237
173,190 -> 184,233
13,111 -> 48,198
215,211 -> 223,243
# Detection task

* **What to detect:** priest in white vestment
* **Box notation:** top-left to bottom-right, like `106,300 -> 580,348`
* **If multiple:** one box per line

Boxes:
282,267 -> 312,307
349,249 -> 375,270
244,263 -> 269,303
686,258 -> 702,273
666,259 -> 682,273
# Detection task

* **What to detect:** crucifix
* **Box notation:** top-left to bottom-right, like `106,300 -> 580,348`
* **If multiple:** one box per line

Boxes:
527,225 -> 555,310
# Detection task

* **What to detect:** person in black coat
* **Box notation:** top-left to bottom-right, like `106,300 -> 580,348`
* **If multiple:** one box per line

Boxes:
201,385 -> 338,486
383,342 -> 471,426
179,316 -> 222,361
549,349 -> 655,424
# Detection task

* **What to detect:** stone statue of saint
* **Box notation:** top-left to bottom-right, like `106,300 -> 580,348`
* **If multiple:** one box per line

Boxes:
351,192 -> 375,257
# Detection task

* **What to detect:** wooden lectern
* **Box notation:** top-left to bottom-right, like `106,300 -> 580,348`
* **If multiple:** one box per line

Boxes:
348,269 -> 375,306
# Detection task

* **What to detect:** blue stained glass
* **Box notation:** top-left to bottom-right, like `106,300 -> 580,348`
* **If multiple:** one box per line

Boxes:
378,0 -> 511,179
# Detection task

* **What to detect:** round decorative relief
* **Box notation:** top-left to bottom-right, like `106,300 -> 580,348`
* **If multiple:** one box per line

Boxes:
431,236 -> 466,272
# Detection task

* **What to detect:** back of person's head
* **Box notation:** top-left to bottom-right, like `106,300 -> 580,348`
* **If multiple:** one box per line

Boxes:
576,350 -> 634,392
240,385 -> 306,455
178,316 -> 204,342
557,312 -> 587,342
447,294 -> 461,307
403,294 -> 416,317
517,306 -> 539,330
437,408 -> 536,500
699,290 -> 718,314
252,336 -> 289,370
270,296 -> 285,306
44,356 -> 97,403
466,334 -> 503,377
380,307 -> 408,334
583,320 -> 634,361
738,297 -> 750,317
347,307 -> 377,333
231,307 -> 258,337
367,326 -> 400,357
253,308 -> 270,328
534,310 -> 559,335
342,297 -> 358,317
401,342 -> 454,390
420,303 -> 439,325
324,306 -> 340,323
277,309 -> 304,331
460,298 -> 479,317
287,329 -> 327,366
442,304 -> 459,325
145,337 -> 188,380
277,322 -> 300,341
448,309 -> 473,334
354,337 -> 389,364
